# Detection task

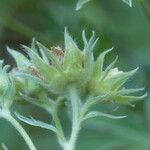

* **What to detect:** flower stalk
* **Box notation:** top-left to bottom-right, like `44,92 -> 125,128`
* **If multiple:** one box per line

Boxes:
63,88 -> 81,150
0,109 -> 36,150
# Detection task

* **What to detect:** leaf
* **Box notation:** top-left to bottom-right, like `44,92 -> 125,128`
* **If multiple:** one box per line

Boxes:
76,0 -> 132,11
82,30 -> 99,53
15,112 -> 57,133
107,68 -> 138,91
37,44 -> 49,65
114,93 -> 147,105
19,92 -> 54,111
101,56 -> 118,81
64,28 -> 78,51
82,30 -> 99,69
93,48 -> 113,77
14,72 -> 50,89
76,0 -> 92,10
3,75 -> 16,108
83,111 -> 127,121
117,88 -> 145,95
36,42 -> 62,70
85,94 -> 109,107
122,0 -> 132,7
22,45 -> 58,82
0,61 -> 16,108
31,38 -> 39,54
81,94 -> 110,116
2,144 -> 8,150
7,47 -> 31,71
63,28 -> 82,70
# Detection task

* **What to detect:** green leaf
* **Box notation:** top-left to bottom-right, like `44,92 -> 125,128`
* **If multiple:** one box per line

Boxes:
76,0 -> 132,11
81,94 -> 110,116
82,30 -> 99,68
36,42 -> 62,70
14,72 -> 50,89
2,144 -> 8,150
7,47 -> 31,71
114,93 -> 147,105
122,0 -> 132,7
101,56 -> 118,81
63,28 -> 82,70
22,45 -> 58,82
85,94 -> 108,107
37,45 -> 49,65
31,38 -> 39,54
83,111 -> 127,121
64,28 -> 78,51
82,30 -> 99,53
15,112 -> 57,133
76,0 -> 92,10
107,68 -> 138,91
19,92 -> 55,111
117,88 -> 145,95
0,61 -> 16,108
93,48 -> 113,78
3,75 -> 16,108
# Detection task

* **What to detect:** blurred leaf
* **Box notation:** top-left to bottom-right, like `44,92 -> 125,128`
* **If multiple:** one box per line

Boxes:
36,42 -> 62,70
101,56 -> 118,81
7,47 -> 31,71
83,111 -> 127,121
2,144 -> 8,150
63,28 -> 82,70
23,45 -> 58,82
122,0 -> 132,7
107,68 -> 138,91
114,93 -> 147,105
117,88 -> 145,95
15,112 -> 57,133
14,72 -> 50,90
93,48 -> 113,78
83,31 -> 99,68
76,0 -> 92,10
76,0 -> 132,10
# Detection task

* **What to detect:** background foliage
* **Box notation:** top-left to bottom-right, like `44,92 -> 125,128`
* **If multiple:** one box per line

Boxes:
0,0 -> 150,150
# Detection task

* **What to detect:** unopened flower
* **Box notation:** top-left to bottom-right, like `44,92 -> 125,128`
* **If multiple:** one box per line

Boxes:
0,61 -> 15,109
105,68 -> 123,80
7,29 -> 146,106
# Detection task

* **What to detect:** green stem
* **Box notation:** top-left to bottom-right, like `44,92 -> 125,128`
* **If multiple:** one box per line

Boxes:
51,109 -> 66,146
2,109 -> 36,150
63,88 -> 81,150
63,122 -> 80,150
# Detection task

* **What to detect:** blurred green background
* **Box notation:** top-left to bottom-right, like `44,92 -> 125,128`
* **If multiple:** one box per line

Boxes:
0,0 -> 150,149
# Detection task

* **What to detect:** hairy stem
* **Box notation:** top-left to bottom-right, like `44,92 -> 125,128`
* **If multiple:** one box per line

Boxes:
63,88 -> 81,150
1,109 -> 36,150
51,109 -> 66,146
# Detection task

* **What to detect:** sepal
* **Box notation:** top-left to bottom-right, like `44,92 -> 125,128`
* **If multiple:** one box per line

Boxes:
7,47 -> 31,71
63,28 -> 82,70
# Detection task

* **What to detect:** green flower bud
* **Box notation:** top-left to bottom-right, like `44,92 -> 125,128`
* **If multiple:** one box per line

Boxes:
0,62 -> 16,108
8,29 -> 146,106
0,74 -> 9,95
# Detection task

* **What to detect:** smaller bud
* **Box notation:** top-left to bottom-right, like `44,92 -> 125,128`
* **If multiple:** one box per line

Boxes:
0,61 -> 16,109
106,68 -> 123,80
